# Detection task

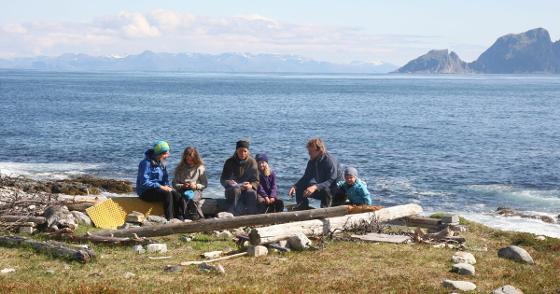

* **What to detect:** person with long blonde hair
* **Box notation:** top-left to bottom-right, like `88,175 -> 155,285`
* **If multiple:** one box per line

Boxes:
255,153 -> 284,213
173,146 -> 208,220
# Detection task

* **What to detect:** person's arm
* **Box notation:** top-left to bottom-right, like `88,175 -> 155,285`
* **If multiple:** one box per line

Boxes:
315,157 -> 338,191
196,166 -> 208,190
357,181 -> 372,205
336,180 -> 345,189
138,160 -> 161,190
257,182 -> 268,197
248,159 -> 260,190
162,166 -> 170,187
294,160 -> 314,187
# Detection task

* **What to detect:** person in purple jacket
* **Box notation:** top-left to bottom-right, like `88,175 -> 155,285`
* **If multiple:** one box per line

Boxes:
255,153 -> 284,213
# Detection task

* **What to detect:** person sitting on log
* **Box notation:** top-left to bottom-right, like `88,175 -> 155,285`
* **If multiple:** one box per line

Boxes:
173,146 -> 208,220
220,140 -> 260,215
255,153 -> 284,213
136,141 -> 182,221
333,166 -> 372,206
288,138 -> 343,210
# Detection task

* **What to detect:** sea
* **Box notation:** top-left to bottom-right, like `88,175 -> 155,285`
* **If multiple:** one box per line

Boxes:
1,70 -> 559,237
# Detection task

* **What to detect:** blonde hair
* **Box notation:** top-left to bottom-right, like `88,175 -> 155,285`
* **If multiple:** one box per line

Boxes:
261,163 -> 271,177
306,138 -> 326,154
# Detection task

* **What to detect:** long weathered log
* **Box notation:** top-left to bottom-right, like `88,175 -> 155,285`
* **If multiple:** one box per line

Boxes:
0,235 -> 94,263
388,215 -> 443,231
249,203 -> 423,245
47,229 -> 153,245
0,215 -> 46,224
93,205 -> 373,238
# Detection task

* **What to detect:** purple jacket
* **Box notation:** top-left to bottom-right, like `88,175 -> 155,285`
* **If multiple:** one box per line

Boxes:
257,171 -> 278,198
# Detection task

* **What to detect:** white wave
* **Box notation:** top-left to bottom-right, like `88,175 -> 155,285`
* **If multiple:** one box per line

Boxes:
452,211 -> 560,239
0,162 -> 104,180
466,184 -> 560,205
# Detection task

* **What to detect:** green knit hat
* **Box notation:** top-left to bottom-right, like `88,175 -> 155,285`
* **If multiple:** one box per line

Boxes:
153,140 -> 170,155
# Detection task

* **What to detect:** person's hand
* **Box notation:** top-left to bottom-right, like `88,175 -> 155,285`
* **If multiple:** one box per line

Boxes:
269,197 -> 276,204
303,185 -> 317,197
227,180 -> 237,187
288,186 -> 296,198
242,182 -> 252,191
160,185 -> 172,192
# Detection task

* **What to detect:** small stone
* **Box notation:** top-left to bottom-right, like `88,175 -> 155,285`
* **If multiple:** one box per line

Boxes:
1,268 -> 15,274
449,224 -> 468,233
28,205 -> 36,210
147,215 -> 167,224
180,235 -> 193,242
183,219 -> 192,223
203,251 -> 223,259
146,243 -> 167,254
118,222 -> 141,230
46,269 -> 55,275
287,233 -> 312,251
452,252 -> 476,265
19,226 -> 35,234
164,265 -> 182,273
535,235 -> 546,241
442,279 -> 477,291
451,263 -> 475,275
498,245 -> 534,264
63,263 -> 71,270
198,262 -> 225,275
123,272 -> 136,279
217,212 -> 234,219
247,245 -> 268,257
433,243 -> 446,248
491,285 -> 524,294
132,245 -> 145,254
167,218 -> 183,224
126,211 -> 145,223
278,240 -> 288,248
71,211 -> 92,226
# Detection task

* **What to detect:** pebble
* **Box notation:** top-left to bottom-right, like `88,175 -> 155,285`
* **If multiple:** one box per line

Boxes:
1,268 -> 16,274
123,272 -> 136,279
216,212 -> 234,219
203,251 -> 223,259
451,263 -> 475,275
164,265 -> 182,273
287,233 -> 312,251
535,235 -> 546,241
442,279 -> 477,292
247,245 -> 268,257
146,215 -> 167,224
491,285 -> 524,294
46,269 -> 56,275
198,262 -> 225,275
132,245 -> 146,254
146,243 -> 168,254
215,230 -> 234,240
452,252 -> 476,265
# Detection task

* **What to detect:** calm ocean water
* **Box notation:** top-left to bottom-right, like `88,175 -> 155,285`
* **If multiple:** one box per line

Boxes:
1,70 -> 559,236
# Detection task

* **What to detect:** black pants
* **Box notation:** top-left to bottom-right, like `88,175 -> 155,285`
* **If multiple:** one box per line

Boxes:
139,188 -> 182,220
225,186 -> 258,215
294,183 -> 335,209
257,196 -> 285,213
177,189 -> 204,220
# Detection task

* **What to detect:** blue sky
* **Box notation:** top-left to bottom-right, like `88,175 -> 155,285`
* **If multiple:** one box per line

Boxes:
1,0 -> 559,64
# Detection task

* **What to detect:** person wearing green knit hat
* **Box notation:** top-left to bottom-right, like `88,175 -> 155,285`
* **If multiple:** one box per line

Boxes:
136,140 -> 183,220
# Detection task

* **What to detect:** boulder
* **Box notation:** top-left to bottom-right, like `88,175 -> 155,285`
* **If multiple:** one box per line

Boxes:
451,263 -> 475,275
498,246 -> 534,264
491,285 -> 524,294
452,252 -> 476,265
71,211 -> 92,226
442,280 -> 476,292
288,233 -> 312,251
146,243 -> 167,254
247,245 -> 268,257
125,211 -> 145,223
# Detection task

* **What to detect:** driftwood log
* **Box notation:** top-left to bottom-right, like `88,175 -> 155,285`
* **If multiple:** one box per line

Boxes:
47,228 -> 153,245
248,203 -> 423,245
0,215 -> 46,224
0,235 -> 94,263
93,205 -> 381,238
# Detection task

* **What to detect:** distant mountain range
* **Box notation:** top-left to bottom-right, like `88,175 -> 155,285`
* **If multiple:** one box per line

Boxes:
397,28 -> 560,74
0,51 -> 397,74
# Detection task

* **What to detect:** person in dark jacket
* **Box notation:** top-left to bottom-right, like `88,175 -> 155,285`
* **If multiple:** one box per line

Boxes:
220,140 -> 260,215
255,153 -> 284,213
288,138 -> 343,209
136,140 -> 182,220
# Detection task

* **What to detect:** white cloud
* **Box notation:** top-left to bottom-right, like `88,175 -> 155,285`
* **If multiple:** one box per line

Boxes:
0,9 -> 449,64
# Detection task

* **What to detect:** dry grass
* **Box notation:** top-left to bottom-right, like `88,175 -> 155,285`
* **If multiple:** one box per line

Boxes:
1,220 -> 559,293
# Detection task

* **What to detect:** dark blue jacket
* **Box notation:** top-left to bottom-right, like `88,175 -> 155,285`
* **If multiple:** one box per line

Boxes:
136,149 -> 170,196
295,152 -> 343,193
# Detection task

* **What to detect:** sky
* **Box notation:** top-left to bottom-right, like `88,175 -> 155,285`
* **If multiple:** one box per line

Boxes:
1,0 -> 559,65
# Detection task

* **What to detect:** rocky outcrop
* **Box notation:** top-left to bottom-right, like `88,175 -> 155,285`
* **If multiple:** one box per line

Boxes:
396,49 -> 471,73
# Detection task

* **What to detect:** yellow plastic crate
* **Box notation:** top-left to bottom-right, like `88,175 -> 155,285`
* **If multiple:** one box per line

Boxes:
86,197 -> 164,229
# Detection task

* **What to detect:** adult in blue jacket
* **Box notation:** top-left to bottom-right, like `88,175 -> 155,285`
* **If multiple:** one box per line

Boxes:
136,141 -> 182,220
288,138 -> 343,209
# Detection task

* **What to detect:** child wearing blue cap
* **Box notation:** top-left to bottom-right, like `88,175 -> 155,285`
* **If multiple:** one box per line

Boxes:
136,141 -> 182,220
334,166 -> 372,206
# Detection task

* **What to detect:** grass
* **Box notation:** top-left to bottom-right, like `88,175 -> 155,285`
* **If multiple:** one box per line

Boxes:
1,220 -> 559,293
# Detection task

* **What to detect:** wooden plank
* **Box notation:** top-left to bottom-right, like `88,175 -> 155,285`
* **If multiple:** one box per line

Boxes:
351,233 -> 411,244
